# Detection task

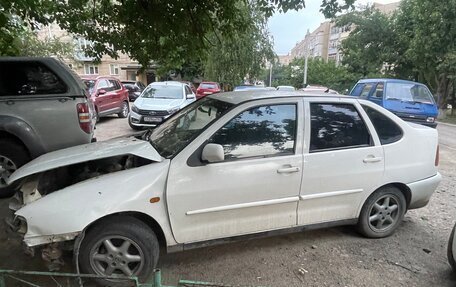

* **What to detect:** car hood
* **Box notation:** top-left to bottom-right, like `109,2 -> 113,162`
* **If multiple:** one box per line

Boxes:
135,97 -> 184,110
8,136 -> 162,185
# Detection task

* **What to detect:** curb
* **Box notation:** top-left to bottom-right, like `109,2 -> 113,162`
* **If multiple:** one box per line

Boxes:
437,121 -> 456,128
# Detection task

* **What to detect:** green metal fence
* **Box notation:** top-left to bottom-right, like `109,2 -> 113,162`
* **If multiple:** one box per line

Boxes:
0,269 -> 260,287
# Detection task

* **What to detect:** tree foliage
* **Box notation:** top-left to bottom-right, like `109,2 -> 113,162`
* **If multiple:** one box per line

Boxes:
337,0 -> 456,109
264,58 -> 359,93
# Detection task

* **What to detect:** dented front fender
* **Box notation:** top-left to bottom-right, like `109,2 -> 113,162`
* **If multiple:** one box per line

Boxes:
15,159 -> 176,247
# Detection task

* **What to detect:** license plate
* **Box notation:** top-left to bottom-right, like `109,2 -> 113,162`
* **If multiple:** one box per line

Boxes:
143,116 -> 162,123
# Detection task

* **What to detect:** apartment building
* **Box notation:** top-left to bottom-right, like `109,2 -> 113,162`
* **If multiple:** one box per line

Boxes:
36,23 -> 155,84
288,1 -> 400,65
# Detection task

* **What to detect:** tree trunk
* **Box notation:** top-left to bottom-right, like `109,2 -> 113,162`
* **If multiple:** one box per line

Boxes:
435,73 -> 449,118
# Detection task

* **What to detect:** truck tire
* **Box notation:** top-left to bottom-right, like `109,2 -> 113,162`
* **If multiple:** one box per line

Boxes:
79,216 -> 159,286
357,186 -> 406,238
0,138 -> 30,198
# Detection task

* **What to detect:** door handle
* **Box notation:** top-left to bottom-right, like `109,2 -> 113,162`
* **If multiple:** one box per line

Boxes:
363,156 -> 383,163
277,166 -> 300,174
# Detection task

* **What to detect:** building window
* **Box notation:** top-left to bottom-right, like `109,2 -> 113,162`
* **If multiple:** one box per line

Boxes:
110,64 -> 119,75
84,64 -> 99,75
78,37 -> 92,50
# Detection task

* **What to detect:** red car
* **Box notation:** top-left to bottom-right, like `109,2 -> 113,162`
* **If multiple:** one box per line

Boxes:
196,81 -> 221,99
82,76 -> 130,122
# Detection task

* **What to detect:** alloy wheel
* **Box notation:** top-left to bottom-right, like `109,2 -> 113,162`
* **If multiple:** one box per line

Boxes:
89,236 -> 144,278
121,103 -> 129,117
368,195 -> 400,231
0,155 -> 17,188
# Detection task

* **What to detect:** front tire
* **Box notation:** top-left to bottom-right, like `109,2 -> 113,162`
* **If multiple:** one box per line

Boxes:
118,102 -> 129,118
0,139 -> 30,198
357,186 -> 406,238
79,216 -> 159,286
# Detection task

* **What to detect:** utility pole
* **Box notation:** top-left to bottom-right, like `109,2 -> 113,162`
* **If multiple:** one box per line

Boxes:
269,63 -> 273,87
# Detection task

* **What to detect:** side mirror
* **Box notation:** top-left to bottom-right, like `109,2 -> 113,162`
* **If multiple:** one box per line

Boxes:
97,89 -> 107,96
202,143 -> 224,163
186,93 -> 195,99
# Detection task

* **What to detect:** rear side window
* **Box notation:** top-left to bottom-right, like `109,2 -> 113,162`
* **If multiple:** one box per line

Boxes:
0,61 -> 67,96
310,103 -> 371,152
362,105 -> 403,145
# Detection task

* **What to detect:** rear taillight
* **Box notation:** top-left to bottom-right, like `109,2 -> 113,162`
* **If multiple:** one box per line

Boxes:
435,145 -> 439,166
77,103 -> 92,134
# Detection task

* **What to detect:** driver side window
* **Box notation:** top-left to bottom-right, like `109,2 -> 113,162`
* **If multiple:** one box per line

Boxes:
209,104 -> 297,160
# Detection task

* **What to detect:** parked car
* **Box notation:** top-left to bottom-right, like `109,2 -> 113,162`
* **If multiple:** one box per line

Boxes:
196,81 -> 221,99
277,85 -> 295,91
129,81 -> 196,130
82,76 -> 129,121
122,80 -> 146,102
7,92 -> 441,285
0,57 -> 95,197
349,79 -> 438,127
302,85 -> 339,94
449,223 -> 456,272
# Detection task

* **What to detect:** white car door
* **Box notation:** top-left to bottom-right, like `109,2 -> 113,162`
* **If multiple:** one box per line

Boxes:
183,85 -> 196,107
166,98 -> 304,243
298,98 -> 384,225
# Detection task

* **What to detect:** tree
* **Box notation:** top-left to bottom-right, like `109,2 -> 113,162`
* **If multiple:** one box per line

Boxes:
336,7 -> 395,77
337,1 -> 456,110
203,4 -> 275,86
1,0 -> 355,64
393,0 -> 456,110
264,58 -> 359,93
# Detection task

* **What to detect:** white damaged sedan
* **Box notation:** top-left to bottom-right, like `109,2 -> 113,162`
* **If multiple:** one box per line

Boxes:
6,92 -> 441,285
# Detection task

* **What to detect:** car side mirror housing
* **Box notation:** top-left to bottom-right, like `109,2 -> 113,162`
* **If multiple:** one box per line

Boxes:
187,93 -> 195,99
97,89 -> 107,96
202,143 -> 224,163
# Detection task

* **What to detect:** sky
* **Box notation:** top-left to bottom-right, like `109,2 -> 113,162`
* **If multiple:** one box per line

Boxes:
267,0 -> 400,55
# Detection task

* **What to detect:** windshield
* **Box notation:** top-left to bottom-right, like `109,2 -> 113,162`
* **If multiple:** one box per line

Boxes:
386,83 -> 435,104
200,83 -> 218,89
142,85 -> 183,99
150,97 -> 234,158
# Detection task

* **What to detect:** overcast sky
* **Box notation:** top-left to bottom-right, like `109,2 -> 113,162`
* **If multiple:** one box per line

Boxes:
267,0 -> 400,55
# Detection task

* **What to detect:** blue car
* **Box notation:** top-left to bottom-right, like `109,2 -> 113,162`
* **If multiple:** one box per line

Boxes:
350,79 -> 438,127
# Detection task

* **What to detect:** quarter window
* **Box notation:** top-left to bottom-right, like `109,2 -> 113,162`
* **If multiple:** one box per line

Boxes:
210,104 -> 297,160
362,105 -> 403,145
310,103 -> 371,152
0,61 -> 67,96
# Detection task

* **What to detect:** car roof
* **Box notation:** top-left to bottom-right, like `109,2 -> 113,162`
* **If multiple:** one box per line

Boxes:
357,78 -> 424,85
81,76 -> 119,81
208,90 -> 355,105
200,81 -> 218,84
150,81 -> 185,87
121,80 -> 136,83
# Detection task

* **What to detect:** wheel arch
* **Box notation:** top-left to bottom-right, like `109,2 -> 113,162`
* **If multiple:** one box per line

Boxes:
359,182 -> 411,216
80,211 -> 167,248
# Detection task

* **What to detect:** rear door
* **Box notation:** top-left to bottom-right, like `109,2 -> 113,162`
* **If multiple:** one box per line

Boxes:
109,79 -> 123,110
298,98 -> 384,225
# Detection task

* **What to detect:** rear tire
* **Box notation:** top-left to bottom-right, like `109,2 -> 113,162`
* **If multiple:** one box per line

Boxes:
79,216 -> 159,287
118,102 -> 129,118
357,186 -> 406,238
448,224 -> 456,272
0,139 -> 30,198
